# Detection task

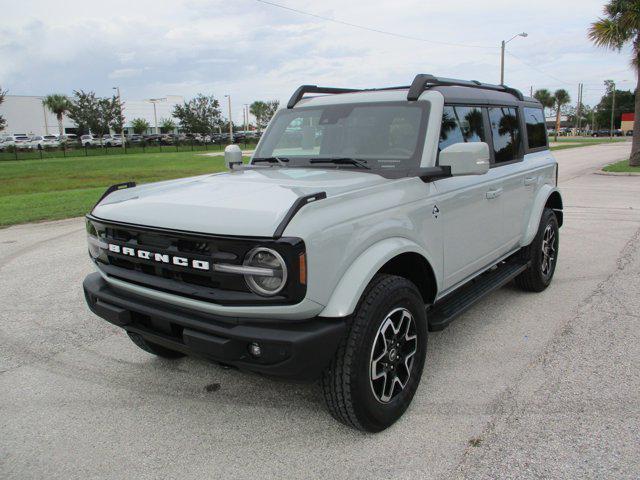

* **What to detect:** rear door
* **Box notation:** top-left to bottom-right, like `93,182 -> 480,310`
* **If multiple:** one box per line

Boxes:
486,106 -> 527,249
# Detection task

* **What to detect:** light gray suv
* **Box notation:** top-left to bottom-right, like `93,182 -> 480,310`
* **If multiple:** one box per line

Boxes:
83,74 -> 562,432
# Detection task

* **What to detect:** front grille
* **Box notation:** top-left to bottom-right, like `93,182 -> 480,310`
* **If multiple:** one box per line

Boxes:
87,217 -> 306,306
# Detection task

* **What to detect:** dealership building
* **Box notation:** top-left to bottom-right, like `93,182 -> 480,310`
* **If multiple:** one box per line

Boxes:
0,94 -> 184,136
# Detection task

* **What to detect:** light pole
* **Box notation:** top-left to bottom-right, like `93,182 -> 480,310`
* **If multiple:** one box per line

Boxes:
113,87 -> 126,150
148,98 -> 165,135
243,103 -> 249,133
224,95 -> 233,143
500,32 -> 528,84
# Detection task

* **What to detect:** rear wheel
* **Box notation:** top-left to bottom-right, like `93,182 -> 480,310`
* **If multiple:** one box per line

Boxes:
321,274 -> 427,432
127,332 -> 185,359
515,208 -> 559,292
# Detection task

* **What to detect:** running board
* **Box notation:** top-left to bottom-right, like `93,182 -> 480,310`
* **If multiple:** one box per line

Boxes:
428,259 -> 530,331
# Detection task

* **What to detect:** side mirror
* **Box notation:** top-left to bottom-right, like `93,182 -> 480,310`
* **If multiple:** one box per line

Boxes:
224,144 -> 243,170
438,142 -> 490,176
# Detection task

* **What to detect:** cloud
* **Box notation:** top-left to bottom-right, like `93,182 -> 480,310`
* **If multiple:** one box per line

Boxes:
0,0 -> 635,112
108,68 -> 144,79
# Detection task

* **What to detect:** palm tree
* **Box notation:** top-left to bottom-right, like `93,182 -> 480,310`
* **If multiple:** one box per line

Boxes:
589,0 -> 640,166
533,89 -> 555,119
42,94 -> 70,136
553,89 -> 571,142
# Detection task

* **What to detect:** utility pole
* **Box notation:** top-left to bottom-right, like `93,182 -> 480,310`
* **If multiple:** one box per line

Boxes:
113,87 -> 126,150
243,104 -> 249,133
610,81 -> 616,139
224,95 -> 233,143
500,32 -> 527,84
576,83 -> 583,134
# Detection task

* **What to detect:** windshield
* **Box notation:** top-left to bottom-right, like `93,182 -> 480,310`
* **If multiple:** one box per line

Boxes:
254,102 -> 428,172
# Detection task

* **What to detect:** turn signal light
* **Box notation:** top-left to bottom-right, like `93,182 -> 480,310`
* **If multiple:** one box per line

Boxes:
299,253 -> 307,285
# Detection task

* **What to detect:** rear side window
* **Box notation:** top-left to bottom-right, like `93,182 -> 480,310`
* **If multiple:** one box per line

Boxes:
524,107 -> 547,149
488,107 -> 521,163
439,105 -> 485,150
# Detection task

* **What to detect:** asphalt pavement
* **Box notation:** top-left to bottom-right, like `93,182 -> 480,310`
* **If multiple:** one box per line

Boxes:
1,142 -> 639,479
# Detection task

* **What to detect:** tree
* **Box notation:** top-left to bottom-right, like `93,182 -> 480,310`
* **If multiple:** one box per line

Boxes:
159,118 -> 177,133
553,89 -> 571,141
172,94 -> 221,134
533,89 -> 555,119
131,118 -> 150,135
42,94 -> 70,136
66,90 -> 101,135
104,95 -> 124,133
250,100 -> 280,131
0,87 -> 6,132
589,0 -> 640,165
594,81 -> 635,130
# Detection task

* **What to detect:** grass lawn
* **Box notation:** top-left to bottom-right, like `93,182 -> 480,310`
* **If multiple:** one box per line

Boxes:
550,137 -> 628,151
0,151 -> 248,227
602,159 -> 640,173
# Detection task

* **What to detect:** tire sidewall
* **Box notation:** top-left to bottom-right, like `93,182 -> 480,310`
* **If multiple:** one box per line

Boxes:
532,209 -> 559,287
352,280 -> 427,431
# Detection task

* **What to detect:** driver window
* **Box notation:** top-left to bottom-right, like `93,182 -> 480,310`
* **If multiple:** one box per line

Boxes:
439,105 -> 485,150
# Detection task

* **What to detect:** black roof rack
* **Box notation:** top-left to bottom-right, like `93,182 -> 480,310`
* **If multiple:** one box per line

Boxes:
407,74 -> 524,101
287,85 -> 361,109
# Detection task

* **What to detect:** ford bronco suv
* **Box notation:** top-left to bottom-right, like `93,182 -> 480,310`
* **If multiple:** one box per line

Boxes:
83,74 -> 562,432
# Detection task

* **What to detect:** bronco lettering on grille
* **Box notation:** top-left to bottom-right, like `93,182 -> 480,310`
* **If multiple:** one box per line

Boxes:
107,243 -> 210,271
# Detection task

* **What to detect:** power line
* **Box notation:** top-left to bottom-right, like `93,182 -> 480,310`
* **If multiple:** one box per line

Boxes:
253,0 -> 496,50
504,51 -> 573,86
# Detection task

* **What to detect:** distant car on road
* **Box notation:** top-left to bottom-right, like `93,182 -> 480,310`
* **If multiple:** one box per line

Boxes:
592,129 -> 612,137
626,130 -> 634,136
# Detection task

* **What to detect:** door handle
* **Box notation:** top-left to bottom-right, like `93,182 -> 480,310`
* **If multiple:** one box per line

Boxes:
524,176 -> 537,186
485,188 -> 503,199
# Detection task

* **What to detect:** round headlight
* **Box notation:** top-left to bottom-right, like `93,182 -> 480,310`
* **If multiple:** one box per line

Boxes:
243,247 -> 288,296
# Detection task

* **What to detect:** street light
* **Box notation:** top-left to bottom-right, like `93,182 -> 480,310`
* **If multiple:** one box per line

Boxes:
148,98 -> 166,135
224,95 -> 233,143
500,32 -> 528,84
112,87 -> 126,150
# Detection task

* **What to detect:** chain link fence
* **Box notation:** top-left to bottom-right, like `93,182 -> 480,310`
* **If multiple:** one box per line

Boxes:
0,139 -> 260,161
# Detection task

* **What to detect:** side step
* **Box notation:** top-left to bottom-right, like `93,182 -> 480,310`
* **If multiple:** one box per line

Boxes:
428,259 -> 530,331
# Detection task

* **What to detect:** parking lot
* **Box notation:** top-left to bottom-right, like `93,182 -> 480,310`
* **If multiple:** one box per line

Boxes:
1,142 -> 639,479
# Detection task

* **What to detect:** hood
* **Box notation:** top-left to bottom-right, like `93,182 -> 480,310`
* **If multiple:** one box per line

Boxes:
91,168 -> 389,237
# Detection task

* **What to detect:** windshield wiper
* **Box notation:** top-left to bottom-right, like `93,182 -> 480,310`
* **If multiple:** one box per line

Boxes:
251,156 -> 290,166
309,157 -> 370,169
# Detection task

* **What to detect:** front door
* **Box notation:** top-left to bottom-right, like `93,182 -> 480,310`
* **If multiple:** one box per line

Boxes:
434,105 -> 506,291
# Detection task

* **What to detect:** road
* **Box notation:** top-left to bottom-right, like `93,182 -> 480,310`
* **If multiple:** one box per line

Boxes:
1,142 -> 639,479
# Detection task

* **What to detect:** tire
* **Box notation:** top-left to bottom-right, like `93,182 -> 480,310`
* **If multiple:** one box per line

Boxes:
126,332 -> 185,359
321,274 -> 427,432
515,208 -> 559,292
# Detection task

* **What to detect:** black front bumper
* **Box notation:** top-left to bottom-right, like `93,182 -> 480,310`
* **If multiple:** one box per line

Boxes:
83,273 -> 345,380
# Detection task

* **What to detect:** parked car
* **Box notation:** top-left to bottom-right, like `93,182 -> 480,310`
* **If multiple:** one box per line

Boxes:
80,134 -> 101,147
1,134 -> 32,149
592,129 -> 611,137
626,130 -> 634,136
28,135 -> 60,149
59,134 -> 78,145
84,74 -> 563,432
102,134 -> 123,147
126,134 -> 143,144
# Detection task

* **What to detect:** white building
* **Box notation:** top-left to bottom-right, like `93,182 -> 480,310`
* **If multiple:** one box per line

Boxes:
0,94 -> 184,136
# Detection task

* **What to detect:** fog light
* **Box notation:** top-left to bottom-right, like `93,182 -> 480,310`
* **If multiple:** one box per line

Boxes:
248,342 -> 262,357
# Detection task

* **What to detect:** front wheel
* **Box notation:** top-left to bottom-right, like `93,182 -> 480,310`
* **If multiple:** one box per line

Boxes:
321,274 -> 427,432
515,208 -> 559,292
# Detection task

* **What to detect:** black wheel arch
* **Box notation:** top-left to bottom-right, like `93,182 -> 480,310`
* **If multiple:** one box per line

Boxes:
378,252 -> 437,305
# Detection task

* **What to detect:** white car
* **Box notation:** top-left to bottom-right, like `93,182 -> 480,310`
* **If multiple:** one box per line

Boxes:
1,134 -> 32,149
80,134 -> 101,147
28,135 -> 60,149
84,74 -> 562,432
102,134 -> 124,147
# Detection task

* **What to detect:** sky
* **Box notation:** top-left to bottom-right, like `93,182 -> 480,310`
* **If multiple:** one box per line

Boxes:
0,0 -> 636,122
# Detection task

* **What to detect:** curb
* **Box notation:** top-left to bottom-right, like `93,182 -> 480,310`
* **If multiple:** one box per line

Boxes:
595,170 -> 640,176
